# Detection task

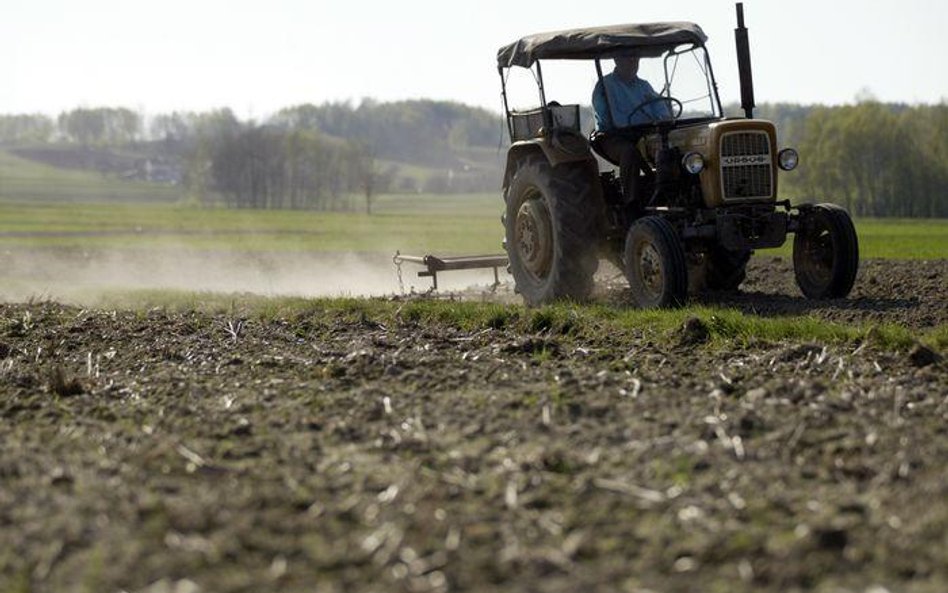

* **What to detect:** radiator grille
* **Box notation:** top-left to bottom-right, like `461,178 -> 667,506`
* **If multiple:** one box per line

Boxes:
720,131 -> 773,200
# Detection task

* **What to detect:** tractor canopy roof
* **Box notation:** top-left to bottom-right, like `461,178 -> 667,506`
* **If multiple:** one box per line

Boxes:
497,22 -> 708,69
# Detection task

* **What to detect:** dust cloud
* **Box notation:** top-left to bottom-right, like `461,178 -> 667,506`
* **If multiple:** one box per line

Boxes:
0,248 -> 510,304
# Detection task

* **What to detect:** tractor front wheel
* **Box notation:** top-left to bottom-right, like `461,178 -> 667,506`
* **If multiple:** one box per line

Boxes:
793,203 -> 859,299
623,216 -> 687,308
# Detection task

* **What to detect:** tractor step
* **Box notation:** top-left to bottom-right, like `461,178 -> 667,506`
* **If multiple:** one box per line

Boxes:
393,252 -> 509,292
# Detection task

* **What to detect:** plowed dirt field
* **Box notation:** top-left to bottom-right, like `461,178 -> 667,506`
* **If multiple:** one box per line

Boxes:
1,258 -> 946,593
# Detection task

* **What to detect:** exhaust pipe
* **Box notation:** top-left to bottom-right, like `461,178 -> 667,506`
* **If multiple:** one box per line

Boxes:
735,2 -> 755,119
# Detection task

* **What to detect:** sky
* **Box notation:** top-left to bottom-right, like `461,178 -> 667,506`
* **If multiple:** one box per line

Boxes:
1,0 -> 946,119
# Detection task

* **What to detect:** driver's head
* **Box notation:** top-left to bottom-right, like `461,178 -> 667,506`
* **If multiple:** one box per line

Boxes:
614,56 -> 640,80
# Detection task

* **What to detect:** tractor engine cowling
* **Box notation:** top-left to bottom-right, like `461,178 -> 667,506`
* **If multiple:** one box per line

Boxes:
646,119 -> 779,208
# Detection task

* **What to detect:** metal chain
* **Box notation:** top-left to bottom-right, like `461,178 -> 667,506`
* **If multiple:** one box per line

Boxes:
393,251 -> 405,295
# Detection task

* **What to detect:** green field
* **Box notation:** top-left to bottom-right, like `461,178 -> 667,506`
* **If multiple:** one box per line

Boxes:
1,197 -> 946,259
765,218 -> 948,260
1,147 -> 945,258
0,196 -> 504,254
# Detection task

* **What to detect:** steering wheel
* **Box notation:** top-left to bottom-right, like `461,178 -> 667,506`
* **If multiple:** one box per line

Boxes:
626,96 -> 683,126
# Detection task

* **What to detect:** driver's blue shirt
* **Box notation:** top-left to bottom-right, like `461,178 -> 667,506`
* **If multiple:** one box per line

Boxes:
592,72 -> 670,131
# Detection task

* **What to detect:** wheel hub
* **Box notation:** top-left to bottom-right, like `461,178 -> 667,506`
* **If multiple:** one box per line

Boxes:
802,227 -> 834,284
637,243 -> 664,298
515,197 -> 553,279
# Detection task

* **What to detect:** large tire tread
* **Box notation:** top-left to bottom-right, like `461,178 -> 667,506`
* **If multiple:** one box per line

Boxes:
504,155 -> 603,305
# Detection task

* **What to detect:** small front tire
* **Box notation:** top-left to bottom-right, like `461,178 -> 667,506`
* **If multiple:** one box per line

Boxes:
793,203 -> 859,299
623,216 -> 688,308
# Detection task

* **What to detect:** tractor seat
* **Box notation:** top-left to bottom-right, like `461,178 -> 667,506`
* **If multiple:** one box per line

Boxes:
589,130 -> 619,166
589,128 -> 648,167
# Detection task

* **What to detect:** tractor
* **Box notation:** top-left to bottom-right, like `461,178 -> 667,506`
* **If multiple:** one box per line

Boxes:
496,4 -> 859,307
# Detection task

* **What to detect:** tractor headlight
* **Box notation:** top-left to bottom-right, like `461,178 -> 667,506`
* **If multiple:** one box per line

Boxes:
682,152 -> 705,175
778,148 -> 799,171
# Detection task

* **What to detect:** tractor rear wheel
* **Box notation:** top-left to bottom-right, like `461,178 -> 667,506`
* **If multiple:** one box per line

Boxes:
793,203 -> 859,299
623,216 -> 687,308
504,155 -> 602,305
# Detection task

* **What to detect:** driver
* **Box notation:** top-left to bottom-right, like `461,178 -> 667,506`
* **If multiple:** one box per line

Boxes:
592,56 -> 670,129
591,56 -> 671,205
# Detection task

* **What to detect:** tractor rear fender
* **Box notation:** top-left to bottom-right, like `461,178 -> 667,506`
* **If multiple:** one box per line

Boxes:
502,136 -> 595,190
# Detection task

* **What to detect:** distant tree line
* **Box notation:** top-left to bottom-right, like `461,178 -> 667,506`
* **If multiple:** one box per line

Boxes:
0,108 -> 141,145
148,104 -> 500,210
272,99 -> 502,168
792,103 -> 945,217
1,101 -> 505,209
0,113 -> 55,143
148,99 -> 504,203
1,100 -> 945,216
741,102 -> 948,217
146,108 -> 385,211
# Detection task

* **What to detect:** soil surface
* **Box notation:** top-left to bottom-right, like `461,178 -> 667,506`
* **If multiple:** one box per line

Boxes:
600,257 -> 948,330
1,259 -> 946,593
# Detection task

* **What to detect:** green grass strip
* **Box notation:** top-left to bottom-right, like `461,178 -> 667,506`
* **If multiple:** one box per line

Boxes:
82,290 -> 940,353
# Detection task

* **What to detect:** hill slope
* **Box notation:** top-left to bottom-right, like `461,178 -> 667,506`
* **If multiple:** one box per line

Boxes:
0,149 -> 181,203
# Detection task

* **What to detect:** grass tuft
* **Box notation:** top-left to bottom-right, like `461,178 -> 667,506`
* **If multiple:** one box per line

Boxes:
924,325 -> 948,351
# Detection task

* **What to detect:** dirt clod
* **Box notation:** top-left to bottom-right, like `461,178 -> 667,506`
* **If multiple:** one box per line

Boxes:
814,527 -> 849,551
678,316 -> 710,346
46,366 -> 85,397
908,343 -> 942,367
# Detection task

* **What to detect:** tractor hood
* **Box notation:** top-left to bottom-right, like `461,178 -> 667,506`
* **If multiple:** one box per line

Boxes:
497,22 -> 707,68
